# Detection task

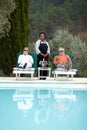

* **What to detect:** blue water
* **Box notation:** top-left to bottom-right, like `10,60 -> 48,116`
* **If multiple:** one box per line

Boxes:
0,88 -> 87,130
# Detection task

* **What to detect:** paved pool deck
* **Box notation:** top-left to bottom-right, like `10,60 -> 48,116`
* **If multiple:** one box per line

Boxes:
0,77 -> 87,90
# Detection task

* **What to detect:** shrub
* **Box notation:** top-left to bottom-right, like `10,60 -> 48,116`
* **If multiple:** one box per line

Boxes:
49,29 -> 87,76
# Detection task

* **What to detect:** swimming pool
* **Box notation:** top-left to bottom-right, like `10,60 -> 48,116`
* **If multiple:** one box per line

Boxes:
0,84 -> 87,130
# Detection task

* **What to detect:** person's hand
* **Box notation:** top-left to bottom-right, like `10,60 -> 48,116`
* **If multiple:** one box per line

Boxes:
44,53 -> 48,57
69,66 -> 72,70
40,53 -> 44,57
56,64 -> 58,67
19,62 -> 23,65
40,53 -> 48,57
19,62 -> 23,68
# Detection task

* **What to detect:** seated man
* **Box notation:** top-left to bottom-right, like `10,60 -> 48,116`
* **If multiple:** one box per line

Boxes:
18,47 -> 34,68
53,47 -> 72,70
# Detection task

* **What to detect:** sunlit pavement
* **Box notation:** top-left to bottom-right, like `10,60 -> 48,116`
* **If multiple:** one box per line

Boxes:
0,77 -> 87,90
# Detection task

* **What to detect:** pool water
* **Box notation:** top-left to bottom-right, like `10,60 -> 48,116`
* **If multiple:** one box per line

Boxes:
0,88 -> 87,130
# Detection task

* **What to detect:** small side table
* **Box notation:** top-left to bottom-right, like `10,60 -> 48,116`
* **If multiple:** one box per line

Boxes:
38,67 -> 51,79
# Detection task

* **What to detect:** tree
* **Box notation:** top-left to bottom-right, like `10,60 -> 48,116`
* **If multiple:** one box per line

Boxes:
0,0 -> 29,75
45,7 -> 73,38
0,0 -> 15,38
29,0 -> 74,42
63,0 -> 87,32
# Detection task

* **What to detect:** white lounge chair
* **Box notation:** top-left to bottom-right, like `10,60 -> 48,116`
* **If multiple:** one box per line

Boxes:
13,52 -> 37,80
52,68 -> 77,80
13,67 -> 35,80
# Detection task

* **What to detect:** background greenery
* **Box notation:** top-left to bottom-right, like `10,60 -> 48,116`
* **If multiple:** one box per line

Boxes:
29,0 -> 87,42
49,29 -> 87,77
0,0 -> 29,75
29,0 -> 87,77
0,0 -> 87,76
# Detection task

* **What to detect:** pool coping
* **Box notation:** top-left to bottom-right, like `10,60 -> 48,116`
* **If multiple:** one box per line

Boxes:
0,77 -> 87,90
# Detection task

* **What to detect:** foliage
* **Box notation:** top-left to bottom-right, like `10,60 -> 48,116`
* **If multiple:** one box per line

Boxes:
29,5 -> 73,45
49,29 -> 87,74
63,0 -> 87,32
46,7 -> 73,38
0,0 -> 29,75
29,0 -> 87,42
0,0 -> 15,38
29,0 -> 73,42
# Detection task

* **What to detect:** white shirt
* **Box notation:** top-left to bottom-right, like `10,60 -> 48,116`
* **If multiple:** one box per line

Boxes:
35,39 -> 50,54
18,54 -> 34,68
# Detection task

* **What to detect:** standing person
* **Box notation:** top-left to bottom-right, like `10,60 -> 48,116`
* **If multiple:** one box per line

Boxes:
18,47 -> 34,68
35,32 -> 50,79
53,47 -> 72,70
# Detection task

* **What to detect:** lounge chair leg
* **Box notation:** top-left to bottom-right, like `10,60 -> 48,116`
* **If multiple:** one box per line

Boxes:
31,73 -> 33,80
54,73 -> 57,80
67,74 -> 69,79
16,73 -> 18,80
19,73 -> 20,77
71,74 -> 73,80
54,73 -> 56,80
56,74 -> 58,80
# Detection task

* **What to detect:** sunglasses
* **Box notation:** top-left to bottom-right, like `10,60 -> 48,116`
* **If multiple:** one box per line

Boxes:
24,50 -> 28,51
59,50 -> 63,52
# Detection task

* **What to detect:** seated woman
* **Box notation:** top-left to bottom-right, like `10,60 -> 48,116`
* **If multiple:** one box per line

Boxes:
53,47 -> 72,70
18,47 -> 34,68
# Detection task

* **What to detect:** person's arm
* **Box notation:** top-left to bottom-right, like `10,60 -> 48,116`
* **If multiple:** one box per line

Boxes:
67,55 -> 72,69
44,41 -> 50,57
18,55 -> 23,65
46,41 -> 50,54
30,56 -> 34,64
35,40 -> 41,54
53,56 -> 59,66
69,59 -> 72,69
